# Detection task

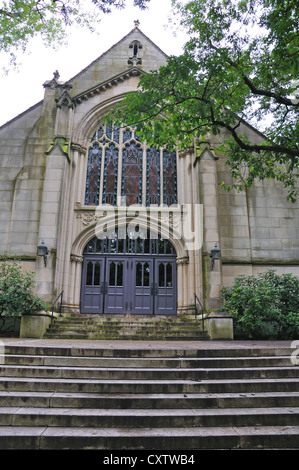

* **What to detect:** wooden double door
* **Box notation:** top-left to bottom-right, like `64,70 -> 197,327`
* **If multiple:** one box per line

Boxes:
80,255 -> 177,315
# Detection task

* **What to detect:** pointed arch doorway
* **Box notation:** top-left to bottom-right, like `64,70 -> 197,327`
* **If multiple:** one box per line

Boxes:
80,229 -> 177,315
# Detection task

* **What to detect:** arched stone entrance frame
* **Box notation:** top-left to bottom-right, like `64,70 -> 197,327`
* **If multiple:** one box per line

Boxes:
70,213 -> 190,314
73,93 -> 130,149
62,92 -> 197,314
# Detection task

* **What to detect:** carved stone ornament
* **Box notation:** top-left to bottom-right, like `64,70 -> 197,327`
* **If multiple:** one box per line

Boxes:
176,256 -> 189,265
56,90 -> 74,109
70,254 -> 83,263
81,211 -> 105,226
71,143 -> 87,155
160,213 -> 182,229
43,70 -> 72,90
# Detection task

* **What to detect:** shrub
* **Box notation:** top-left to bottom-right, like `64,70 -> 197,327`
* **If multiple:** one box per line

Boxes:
221,270 -> 299,340
0,259 -> 46,329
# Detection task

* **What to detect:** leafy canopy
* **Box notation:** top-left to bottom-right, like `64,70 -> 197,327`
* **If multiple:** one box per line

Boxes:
0,258 -> 46,317
108,0 -> 299,200
0,0 -> 150,69
221,270 -> 299,340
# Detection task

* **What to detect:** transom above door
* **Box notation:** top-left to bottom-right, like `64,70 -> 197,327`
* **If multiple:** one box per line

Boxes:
80,230 -> 177,315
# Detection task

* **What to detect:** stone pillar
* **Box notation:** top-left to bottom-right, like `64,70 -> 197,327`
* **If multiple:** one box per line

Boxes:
206,311 -> 234,340
176,256 -> 189,314
197,143 -> 223,311
72,254 -> 83,310
34,72 -> 74,302
35,148 -> 67,301
59,144 -> 86,310
20,311 -> 57,339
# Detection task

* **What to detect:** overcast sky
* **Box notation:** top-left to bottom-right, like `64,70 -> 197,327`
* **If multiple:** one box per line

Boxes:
0,0 -> 188,127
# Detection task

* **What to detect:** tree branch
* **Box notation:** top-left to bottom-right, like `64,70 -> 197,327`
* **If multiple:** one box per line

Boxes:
0,8 -> 20,18
211,110 -> 299,158
209,42 -> 299,108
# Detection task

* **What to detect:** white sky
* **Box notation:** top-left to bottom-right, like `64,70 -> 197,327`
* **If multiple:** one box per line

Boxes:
0,0 -> 188,127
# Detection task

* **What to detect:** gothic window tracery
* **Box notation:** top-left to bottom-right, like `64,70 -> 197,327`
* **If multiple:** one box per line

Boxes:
84,123 -> 177,207
85,144 -> 101,205
122,142 -> 142,205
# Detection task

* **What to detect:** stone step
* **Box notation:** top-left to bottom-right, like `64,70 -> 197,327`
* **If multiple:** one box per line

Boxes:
44,313 -> 208,340
1,376 -> 298,394
1,391 -> 299,409
44,334 -> 209,341
0,364 -> 298,380
48,325 -> 206,333
44,334 -> 208,341
57,314 -> 201,322
53,318 -> 203,325
1,354 -> 294,368
1,406 -> 298,428
1,425 -> 299,450
46,324 -> 206,333
0,340 -> 298,449
2,344 -> 293,358
50,323 -> 205,331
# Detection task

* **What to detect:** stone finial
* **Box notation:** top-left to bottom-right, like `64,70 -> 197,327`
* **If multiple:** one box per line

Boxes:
43,70 -> 61,89
134,19 -> 140,27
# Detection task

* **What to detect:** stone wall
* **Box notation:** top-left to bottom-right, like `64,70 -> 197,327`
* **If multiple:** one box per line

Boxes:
0,27 -> 298,314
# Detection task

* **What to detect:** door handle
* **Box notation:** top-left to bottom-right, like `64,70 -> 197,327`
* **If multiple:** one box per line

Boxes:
100,282 -> 107,294
151,283 -> 158,296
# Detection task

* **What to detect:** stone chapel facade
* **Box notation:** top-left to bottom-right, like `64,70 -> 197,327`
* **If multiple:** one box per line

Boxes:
0,24 -> 298,319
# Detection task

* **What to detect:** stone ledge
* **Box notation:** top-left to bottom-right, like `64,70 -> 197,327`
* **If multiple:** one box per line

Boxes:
20,311 -> 59,339
206,311 -> 234,340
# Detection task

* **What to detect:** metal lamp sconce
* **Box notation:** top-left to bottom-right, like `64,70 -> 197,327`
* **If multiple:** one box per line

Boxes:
210,242 -> 221,270
37,240 -> 49,267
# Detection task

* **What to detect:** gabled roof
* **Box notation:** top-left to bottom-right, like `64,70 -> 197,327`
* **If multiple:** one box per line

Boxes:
65,26 -> 168,88
73,66 -> 144,105
0,26 -> 168,130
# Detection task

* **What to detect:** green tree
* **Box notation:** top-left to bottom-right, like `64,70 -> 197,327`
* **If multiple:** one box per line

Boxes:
221,270 -> 299,339
0,0 -> 150,68
108,0 -> 299,200
0,258 -> 46,329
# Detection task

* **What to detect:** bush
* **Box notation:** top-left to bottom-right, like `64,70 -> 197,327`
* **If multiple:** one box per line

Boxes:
0,259 -> 46,328
221,270 -> 299,340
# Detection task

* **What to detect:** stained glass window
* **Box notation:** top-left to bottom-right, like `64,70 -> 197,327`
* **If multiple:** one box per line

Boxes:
84,124 -> 177,207
121,142 -> 142,206
84,230 -> 176,256
102,144 -> 118,205
85,144 -> 101,205
146,147 -> 160,206
163,148 -> 177,206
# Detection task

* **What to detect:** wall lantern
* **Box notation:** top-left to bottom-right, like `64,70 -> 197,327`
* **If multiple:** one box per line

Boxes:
37,240 -> 49,267
210,242 -> 221,270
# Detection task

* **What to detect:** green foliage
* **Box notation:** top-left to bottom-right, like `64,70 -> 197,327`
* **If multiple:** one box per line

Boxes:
221,270 -> 299,339
0,0 -> 150,69
108,0 -> 299,200
0,259 -> 46,318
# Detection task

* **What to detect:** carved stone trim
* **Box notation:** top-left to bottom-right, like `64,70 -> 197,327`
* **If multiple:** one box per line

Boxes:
71,143 -> 87,155
56,90 -> 74,109
176,256 -> 189,265
160,213 -> 183,229
70,254 -> 83,263
74,67 -> 143,105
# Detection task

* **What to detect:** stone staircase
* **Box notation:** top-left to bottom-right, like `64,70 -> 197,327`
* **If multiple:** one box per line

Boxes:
0,340 -> 298,449
43,313 -> 209,340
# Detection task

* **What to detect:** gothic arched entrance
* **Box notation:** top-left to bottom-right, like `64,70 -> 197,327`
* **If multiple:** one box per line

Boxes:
80,229 -> 177,315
